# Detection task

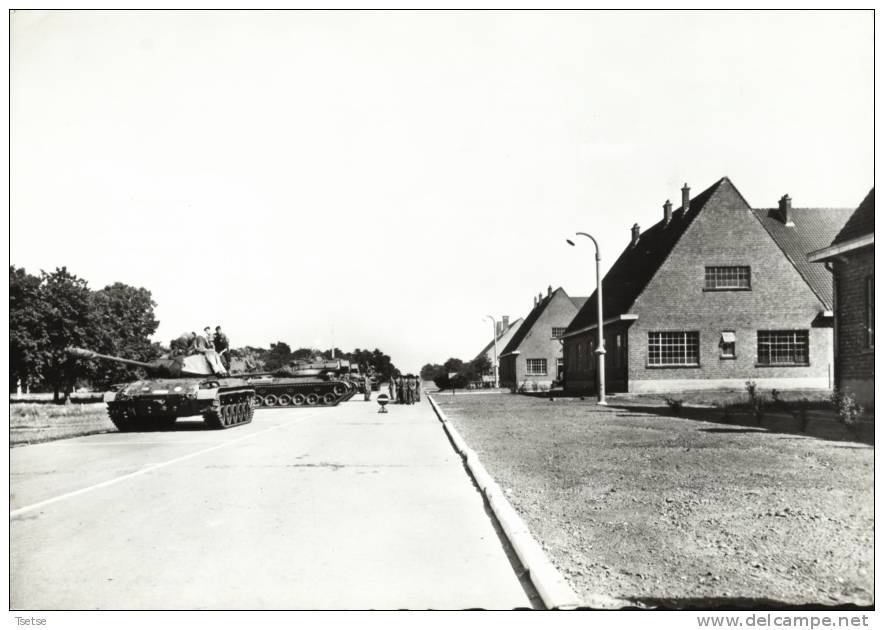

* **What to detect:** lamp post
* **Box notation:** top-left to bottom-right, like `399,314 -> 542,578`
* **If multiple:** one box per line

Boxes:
484,315 -> 499,388
566,232 -> 607,405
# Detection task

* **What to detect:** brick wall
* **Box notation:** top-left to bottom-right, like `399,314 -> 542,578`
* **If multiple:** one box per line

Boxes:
565,179 -> 834,394
628,180 -> 833,390
500,290 -> 577,389
834,247 -> 874,406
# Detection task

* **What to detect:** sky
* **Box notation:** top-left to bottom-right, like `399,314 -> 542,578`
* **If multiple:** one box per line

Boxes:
10,10 -> 873,373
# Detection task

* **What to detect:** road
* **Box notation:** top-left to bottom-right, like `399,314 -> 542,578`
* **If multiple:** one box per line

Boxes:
10,396 -> 537,610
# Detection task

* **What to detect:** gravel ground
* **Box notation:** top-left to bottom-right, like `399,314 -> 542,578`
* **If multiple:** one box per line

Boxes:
10,402 -> 115,446
433,392 -> 874,608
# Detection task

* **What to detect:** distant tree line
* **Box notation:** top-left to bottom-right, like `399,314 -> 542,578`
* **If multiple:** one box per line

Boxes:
420,355 -> 491,390
10,266 -> 161,401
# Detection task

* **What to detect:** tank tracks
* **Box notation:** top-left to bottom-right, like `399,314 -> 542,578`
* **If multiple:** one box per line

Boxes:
202,391 -> 255,429
107,406 -> 177,432
252,380 -> 356,408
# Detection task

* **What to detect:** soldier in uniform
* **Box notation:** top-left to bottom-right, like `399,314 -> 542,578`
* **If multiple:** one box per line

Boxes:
405,374 -> 416,405
193,331 -> 210,352
203,327 -> 215,350
397,374 -> 406,404
213,325 -> 230,368
388,375 -> 398,403
170,332 -> 195,356
363,374 -> 371,401
414,375 -> 421,403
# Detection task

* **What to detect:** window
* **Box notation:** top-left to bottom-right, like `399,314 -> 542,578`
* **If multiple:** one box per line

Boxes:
648,331 -> 700,366
705,266 -> 751,290
757,331 -> 809,366
526,358 -> 547,375
720,331 -> 736,359
551,327 -> 566,338
613,334 -> 622,368
867,275 -> 874,349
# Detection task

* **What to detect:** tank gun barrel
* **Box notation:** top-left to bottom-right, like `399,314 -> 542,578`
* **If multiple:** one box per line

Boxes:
66,347 -> 157,370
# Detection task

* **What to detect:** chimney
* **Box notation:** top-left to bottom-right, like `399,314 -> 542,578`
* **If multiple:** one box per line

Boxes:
779,194 -> 794,226
663,199 -> 673,225
533,295 -> 537,307
495,320 -> 502,337
681,183 -> 690,212
538,292 -> 543,304
547,285 -> 552,297
502,315 -> 509,329
631,223 -> 641,246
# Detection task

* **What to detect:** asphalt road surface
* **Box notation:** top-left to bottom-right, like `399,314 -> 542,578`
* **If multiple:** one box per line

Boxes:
10,396 -> 537,610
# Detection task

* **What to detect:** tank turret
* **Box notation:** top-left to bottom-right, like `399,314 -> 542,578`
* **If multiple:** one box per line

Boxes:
66,347 -> 229,378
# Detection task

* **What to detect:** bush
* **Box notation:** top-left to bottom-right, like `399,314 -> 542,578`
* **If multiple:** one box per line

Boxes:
663,396 -> 684,416
830,389 -> 863,429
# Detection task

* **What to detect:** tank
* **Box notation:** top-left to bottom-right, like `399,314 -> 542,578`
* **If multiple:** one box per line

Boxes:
67,347 -> 255,432
235,357 -> 357,408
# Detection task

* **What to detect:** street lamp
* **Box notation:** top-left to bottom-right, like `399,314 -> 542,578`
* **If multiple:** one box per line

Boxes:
566,232 -> 607,405
484,315 -> 499,388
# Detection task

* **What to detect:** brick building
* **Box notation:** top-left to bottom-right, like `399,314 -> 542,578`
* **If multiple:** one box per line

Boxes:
499,287 -> 586,390
808,189 -> 875,408
562,177 -> 853,394
475,315 -> 523,386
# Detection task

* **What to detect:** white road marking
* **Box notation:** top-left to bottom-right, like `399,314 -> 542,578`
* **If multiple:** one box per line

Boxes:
10,410 -> 328,517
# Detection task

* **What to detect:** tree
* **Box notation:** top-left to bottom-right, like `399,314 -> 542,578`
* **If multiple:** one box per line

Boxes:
87,283 -> 161,388
264,341 -> 293,371
39,267 -> 94,402
420,363 -> 443,381
10,266 -> 48,391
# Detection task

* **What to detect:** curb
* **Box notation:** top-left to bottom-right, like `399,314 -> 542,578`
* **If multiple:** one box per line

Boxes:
427,394 -> 581,611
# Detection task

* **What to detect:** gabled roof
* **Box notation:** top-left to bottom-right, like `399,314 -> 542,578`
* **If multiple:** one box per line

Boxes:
833,188 -> 874,246
475,317 -> 523,361
564,177 -> 730,335
501,287 -> 584,355
753,206 -> 854,310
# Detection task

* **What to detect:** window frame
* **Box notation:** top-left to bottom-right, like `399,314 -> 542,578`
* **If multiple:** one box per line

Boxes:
756,330 -> 810,367
704,266 -> 752,291
647,331 -> 701,368
525,358 -> 548,376
719,330 -> 736,359
551,327 -> 566,339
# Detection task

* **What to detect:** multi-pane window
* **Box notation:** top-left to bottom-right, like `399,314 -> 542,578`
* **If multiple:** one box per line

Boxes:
551,327 -> 566,338
757,331 -> 809,366
648,331 -> 700,366
720,331 -> 736,359
705,266 -> 751,290
526,358 -> 547,375
867,275 -> 874,349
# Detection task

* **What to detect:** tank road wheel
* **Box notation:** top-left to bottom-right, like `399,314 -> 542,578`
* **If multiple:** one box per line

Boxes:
305,393 -> 320,406
322,393 -> 337,406
253,395 -> 265,408
333,383 -> 347,396
278,394 -> 292,406
237,402 -> 247,423
292,393 -> 306,406
264,394 -> 279,407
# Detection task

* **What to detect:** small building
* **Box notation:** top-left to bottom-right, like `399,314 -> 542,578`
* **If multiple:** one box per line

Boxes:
499,287 -> 586,391
808,189 -> 875,408
562,177 -> 853,394
475,315 -> 524,386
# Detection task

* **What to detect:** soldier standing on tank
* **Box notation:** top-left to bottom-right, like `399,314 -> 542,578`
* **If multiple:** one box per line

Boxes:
213,326 -> 230,368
